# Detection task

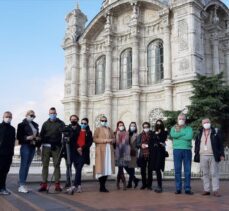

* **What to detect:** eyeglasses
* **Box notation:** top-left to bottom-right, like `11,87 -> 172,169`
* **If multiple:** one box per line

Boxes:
101,120 -> 107,122
30,115 -> 36,118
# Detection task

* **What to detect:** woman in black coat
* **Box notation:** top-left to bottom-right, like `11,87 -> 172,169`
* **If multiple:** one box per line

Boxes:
17,110 -> 40,193
67,117 -> 93,193
149,119 -> 168,193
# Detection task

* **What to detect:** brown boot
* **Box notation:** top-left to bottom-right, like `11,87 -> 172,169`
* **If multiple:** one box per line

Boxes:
116,174 -> 121,190
38,183 -> 47,192
213,191 -> 221,197
121,174 -> 127,191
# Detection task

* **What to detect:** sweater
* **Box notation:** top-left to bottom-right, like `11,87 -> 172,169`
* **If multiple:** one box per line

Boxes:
170,125 -> 193,150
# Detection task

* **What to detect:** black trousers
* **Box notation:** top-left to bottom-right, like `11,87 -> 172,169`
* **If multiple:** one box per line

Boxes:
140,158 -> 152,187
0,155 -> 12,189
155,169 -> 162,188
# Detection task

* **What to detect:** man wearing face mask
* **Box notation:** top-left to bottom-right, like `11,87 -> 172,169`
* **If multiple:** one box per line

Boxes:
39,107 -> 65,192
0,112 -> 15,195
194,118 -> 224,197
17,110 -> 40,193
170,113 -> 193,195
94,116 -> 115,192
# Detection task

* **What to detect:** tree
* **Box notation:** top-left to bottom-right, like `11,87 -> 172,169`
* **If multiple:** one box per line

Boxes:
164,73 -> 229,142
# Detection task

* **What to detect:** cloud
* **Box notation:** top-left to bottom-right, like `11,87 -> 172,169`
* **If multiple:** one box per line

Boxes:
9,74 -> 64,128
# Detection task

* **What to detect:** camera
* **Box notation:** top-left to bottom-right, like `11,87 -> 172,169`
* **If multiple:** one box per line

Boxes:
61,125 -> 71,144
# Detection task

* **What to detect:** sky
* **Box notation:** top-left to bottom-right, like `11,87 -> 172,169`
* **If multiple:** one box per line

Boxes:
0,0 -> 229,127
0,0 -> 103,127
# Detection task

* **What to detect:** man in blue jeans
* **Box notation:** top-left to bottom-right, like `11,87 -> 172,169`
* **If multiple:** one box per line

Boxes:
170,113 -> 193,195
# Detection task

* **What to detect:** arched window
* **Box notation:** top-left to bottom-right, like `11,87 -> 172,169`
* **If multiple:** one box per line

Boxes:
120,48 -> 132,90
147,40 -> 164,84
95,56 -> 106,95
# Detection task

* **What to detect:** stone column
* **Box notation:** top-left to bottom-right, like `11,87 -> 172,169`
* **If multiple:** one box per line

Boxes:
212,32 -> 220,75
132,36 -> 140,88
132,92 -> 140,130
225,48 -> 229,84
105,45 -> 112,93
161,11 -> 173,111
80,41 -> 88,118
70,45 -> 79,115
130,2 -> 140,89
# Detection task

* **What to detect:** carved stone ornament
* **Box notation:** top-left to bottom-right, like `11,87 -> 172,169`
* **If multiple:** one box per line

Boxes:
149,108 -> 164,127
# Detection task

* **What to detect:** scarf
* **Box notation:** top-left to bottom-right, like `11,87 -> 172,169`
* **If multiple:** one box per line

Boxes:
141,131 -> 150,158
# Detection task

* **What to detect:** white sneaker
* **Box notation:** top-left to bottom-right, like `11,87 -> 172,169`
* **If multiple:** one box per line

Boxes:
18,185 -> 29,193
66,186 -> 75,194
76,185 -> 82,193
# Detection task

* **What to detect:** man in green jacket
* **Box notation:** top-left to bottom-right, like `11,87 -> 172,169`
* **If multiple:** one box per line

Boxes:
39,107 -> 65,192
170,113 -> 193,195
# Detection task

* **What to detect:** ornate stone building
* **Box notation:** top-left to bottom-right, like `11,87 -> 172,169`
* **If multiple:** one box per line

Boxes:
62,0 -> 229,130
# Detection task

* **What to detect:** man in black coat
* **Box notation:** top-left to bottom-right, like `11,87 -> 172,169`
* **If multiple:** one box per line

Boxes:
0,111 -> 15,195
194,118 -> 225,197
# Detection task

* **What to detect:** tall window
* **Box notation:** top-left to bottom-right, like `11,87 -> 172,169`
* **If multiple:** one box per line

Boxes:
147,40 -> 164,84
120,48 -> 132,90
95,55 -> 106,94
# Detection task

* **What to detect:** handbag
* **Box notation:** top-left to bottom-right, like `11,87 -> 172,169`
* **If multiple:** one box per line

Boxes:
165,150 -> 169,158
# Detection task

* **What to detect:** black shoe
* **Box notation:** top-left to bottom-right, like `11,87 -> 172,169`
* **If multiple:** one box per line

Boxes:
100,188 -> 109,193
134,178 -> 140,189
185,190 -> 194,195
140,186 -> 146,190
147,186 -> 152,190
154,187 -> 162,193
175,190 -> 182,194
127,184 -> 132,189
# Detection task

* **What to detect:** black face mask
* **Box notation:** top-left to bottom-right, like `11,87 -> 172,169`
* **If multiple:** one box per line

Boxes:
155,124 -> 162,130
71,121 -> 78,126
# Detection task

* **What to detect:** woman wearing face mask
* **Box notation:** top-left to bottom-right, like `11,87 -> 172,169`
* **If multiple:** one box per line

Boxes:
64,115 -> 80,188
114,121 -> 131,190
94,116 -> 115,192
124,122 -> 140,189
149,120 -> 168,193
66,118 -> 93,193
136,122 -> 154,190
17,110 -> 40,193
194,118 -> 224,197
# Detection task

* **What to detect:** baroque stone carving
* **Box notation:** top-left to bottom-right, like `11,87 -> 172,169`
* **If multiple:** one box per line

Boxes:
65,84 -> 71,95
179,58 -> 189,72
149,108 -> 164,127
178,19 -> 188,51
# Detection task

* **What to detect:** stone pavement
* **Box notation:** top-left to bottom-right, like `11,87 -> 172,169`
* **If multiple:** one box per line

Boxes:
0,176 -> 229,211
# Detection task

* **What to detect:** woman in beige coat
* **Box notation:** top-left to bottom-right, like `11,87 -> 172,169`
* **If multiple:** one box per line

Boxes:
94,116 -> 115,192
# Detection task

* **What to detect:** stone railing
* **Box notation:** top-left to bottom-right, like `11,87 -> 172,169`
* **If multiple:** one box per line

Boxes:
11,144 -> 229,179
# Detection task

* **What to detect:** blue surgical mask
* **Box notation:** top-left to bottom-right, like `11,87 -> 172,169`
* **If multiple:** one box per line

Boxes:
101,121 -> 107,127
81,124 -> 87,129
49,114 -> 57,120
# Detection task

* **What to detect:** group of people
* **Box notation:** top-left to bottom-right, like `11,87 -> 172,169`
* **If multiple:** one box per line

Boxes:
0,108 -> 225,197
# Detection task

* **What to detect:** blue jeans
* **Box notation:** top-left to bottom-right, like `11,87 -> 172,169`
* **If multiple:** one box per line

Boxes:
173,149 -> 192,192
19,144 -> 35,186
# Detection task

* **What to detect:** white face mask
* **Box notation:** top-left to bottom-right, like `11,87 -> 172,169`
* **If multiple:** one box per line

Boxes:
178,119 -> 185,126
203,123 -> 211,129
27,116 -> 34,122
143,128 -> 150,133
4,118 -> 12,124
119,126 -> 125,131
130,126 -> 136,132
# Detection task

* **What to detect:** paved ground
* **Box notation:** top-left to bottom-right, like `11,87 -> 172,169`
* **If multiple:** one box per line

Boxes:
0,176 -> 229,211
